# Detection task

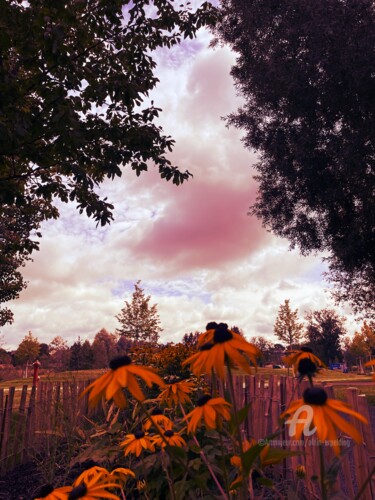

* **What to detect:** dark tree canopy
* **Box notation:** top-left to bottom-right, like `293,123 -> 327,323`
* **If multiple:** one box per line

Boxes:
305,308 -> 346,364
0,0 -> 215,321
214,0 -> 375,318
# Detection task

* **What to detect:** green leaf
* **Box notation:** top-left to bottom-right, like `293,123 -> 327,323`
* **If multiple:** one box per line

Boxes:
189,442 -> 201,454
166,444 -> 187,462
242,444 -> 265,476
229,404 -> 251,434
262,447 -> 302,467
256,477 -> 274,487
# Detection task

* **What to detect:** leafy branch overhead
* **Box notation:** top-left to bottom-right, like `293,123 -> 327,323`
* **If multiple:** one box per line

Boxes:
0,0 -> 217,325
0,0 -> 216,224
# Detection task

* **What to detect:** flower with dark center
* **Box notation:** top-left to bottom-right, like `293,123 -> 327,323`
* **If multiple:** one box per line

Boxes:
297,358 -> 317,380
143,410 -> 173,431
206,322 -> 218,330
158,379 -> 195,406
33,484 -> 73,499
109,355 -> 132,370
199,342 -> 214,351
120,431 -> 155,457
153,428 -> 186,449
69,484 -> 87,500
303,387 -> 328,405
183,396 -> 231,433
184,324 -> 261,379
213,324 -> 233,343
283,348 -> 325,373
70,471 -> 120,500
197,394 -> 211,406
107,467 -> 135,487
81,356 -> 165,408
281,387 -> 368,455
73,465 -> 108,486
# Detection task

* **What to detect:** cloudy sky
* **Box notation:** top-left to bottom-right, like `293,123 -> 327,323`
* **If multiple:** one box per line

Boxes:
2,22 -> 360,350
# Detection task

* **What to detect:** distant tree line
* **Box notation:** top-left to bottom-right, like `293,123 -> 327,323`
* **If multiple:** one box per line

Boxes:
0,287 -> 373,376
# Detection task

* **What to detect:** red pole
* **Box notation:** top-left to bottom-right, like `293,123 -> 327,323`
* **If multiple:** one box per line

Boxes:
32,360 -> 41,386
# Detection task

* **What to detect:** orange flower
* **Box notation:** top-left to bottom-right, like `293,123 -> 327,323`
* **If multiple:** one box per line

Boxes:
283,347 -> 325,372
158,379 -> 195,406
281,387 -> 367,455
183,394 -> 231,433
196,322 -> 218,347
73,466 -> 109,486
70,470 -> 119,499
120,431 -> 155,457
152,429 -> 187,449
73,466 -> 135,489
81,355 -> 165,408
107,468 -> 135,486
183,323 -> 260,379
143,407 -> 173,431
33,485 -> 72,500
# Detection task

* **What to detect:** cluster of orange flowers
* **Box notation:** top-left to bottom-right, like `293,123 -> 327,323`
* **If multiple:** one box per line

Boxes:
34,466 -> 135,500
35,322 -> 369,498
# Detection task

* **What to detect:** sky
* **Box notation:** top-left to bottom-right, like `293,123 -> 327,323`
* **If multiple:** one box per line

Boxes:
1,21 -> 361,350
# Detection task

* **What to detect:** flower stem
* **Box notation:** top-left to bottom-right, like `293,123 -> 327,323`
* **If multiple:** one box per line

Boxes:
179,402 -> 229,499
354,465 -> 375,500
161,452 -> 177,500
319,442 -> 327,500
226,363 -> 248,500
140,455 -> 151,500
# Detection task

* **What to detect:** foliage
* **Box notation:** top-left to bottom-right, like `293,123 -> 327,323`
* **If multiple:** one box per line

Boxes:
0,202 -> 55,326
116,280 -> 163,345
13,330 -> 40,366
305,309 -> 346,364
182,332 -> 200,347
0,347 -> 12,365
248,336 -> 274,365
0,0 -> 216,323
156,342 -> 195,378
273,300 -> 304,348
91,328 -> 118,369
69,338 -> 93,371
49,335 -> 70,371
342,322 -> 375,365
213,0 -> 375,318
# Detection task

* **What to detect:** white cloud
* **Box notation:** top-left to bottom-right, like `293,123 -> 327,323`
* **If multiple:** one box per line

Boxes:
1,30 -> 361,350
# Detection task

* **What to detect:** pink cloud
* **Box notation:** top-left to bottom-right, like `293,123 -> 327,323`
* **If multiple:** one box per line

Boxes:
128,181 -> 271,272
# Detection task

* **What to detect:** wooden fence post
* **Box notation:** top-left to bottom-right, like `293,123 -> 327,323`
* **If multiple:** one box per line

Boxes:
0,387 -> 15,474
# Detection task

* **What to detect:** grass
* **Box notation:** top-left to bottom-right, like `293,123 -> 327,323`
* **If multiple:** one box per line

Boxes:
249,366 -> 373,382
0,369 -> 105,391
1,367 -> 374,405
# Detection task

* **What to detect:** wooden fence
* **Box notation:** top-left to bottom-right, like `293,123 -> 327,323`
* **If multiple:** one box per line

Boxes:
0,375 -> 374,498
0,380 -> 103,476
220,374 -> 375,499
